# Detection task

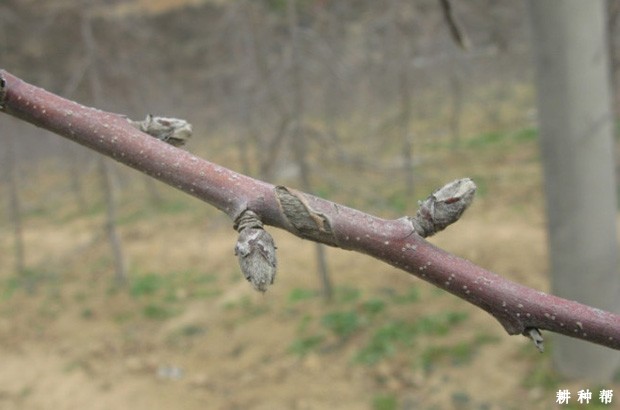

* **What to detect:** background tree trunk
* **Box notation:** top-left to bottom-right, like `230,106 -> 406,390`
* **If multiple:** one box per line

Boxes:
3,127 -> 25,277
529,0 -> 620,381
391,0 -> 415,198
83,10 -> 128,285
287,0 -> 333,301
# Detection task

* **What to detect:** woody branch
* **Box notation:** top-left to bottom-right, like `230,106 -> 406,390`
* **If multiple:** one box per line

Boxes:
1,69 -> 619,351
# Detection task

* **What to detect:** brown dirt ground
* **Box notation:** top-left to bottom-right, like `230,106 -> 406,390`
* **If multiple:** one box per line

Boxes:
1,194 -> 618,410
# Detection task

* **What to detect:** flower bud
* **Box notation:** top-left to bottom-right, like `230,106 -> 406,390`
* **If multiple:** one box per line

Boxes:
234,210 -> 277,292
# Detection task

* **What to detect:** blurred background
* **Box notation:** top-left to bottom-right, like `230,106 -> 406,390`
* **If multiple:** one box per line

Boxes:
1,1 -> 619,409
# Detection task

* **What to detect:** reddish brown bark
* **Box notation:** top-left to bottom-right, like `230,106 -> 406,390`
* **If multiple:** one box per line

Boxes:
1,69 -> 619,351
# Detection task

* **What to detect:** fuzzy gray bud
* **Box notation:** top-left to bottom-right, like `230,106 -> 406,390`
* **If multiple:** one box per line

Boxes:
129,114 -> 192,147
409,178 -> 476,237
234,210 -> 277,292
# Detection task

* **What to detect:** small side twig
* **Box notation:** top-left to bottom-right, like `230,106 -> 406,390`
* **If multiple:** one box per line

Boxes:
525,327 -> 545,353
439,0 -> 471,50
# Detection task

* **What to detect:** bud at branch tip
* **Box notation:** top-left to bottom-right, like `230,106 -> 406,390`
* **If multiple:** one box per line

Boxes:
409,178 -> 476,238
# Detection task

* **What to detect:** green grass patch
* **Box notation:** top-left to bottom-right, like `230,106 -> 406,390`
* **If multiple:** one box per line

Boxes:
289,335 -> 325,357
83,201 -> 106,218
418,341 -> 475,371
466,131 -> 505,148
356,311 -> 469,365
414,311 -> 469,336
521,356 -> 560,391
81,308 -> 94,319
130,273 -> 165,297
355,320 -> 417,364
0,276 -> 23,300
130,271 -> 219,301
468,174 -> 489,197
465,127 -> 538,149
321,310 -> 362,340
334,286 -> 361,304
391,286 -> 420,304
314,185 -> 334,201
387,190 -> 408,213
288,287 -> 318,303
285,286 -> 470,366
361,298 -> 386,316
417,333 -> 497,373
513,126 -> 538,142
142,303 -> 177,320
451,391 -> 471,408
296,314 -> 314,333
372,393 -> 398,410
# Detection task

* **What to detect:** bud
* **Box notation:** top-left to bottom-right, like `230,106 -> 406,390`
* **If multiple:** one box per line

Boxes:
129,114 -> 192,147
409,178 -> 476,237
234,210 -> 277,292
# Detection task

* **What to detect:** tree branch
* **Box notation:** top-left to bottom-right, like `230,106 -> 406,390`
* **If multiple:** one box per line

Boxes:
1,69 -> 619,351
439,0 -> 471,50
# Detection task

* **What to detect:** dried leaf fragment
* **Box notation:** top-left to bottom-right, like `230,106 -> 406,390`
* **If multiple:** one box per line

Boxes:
274,186 -> 337,246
